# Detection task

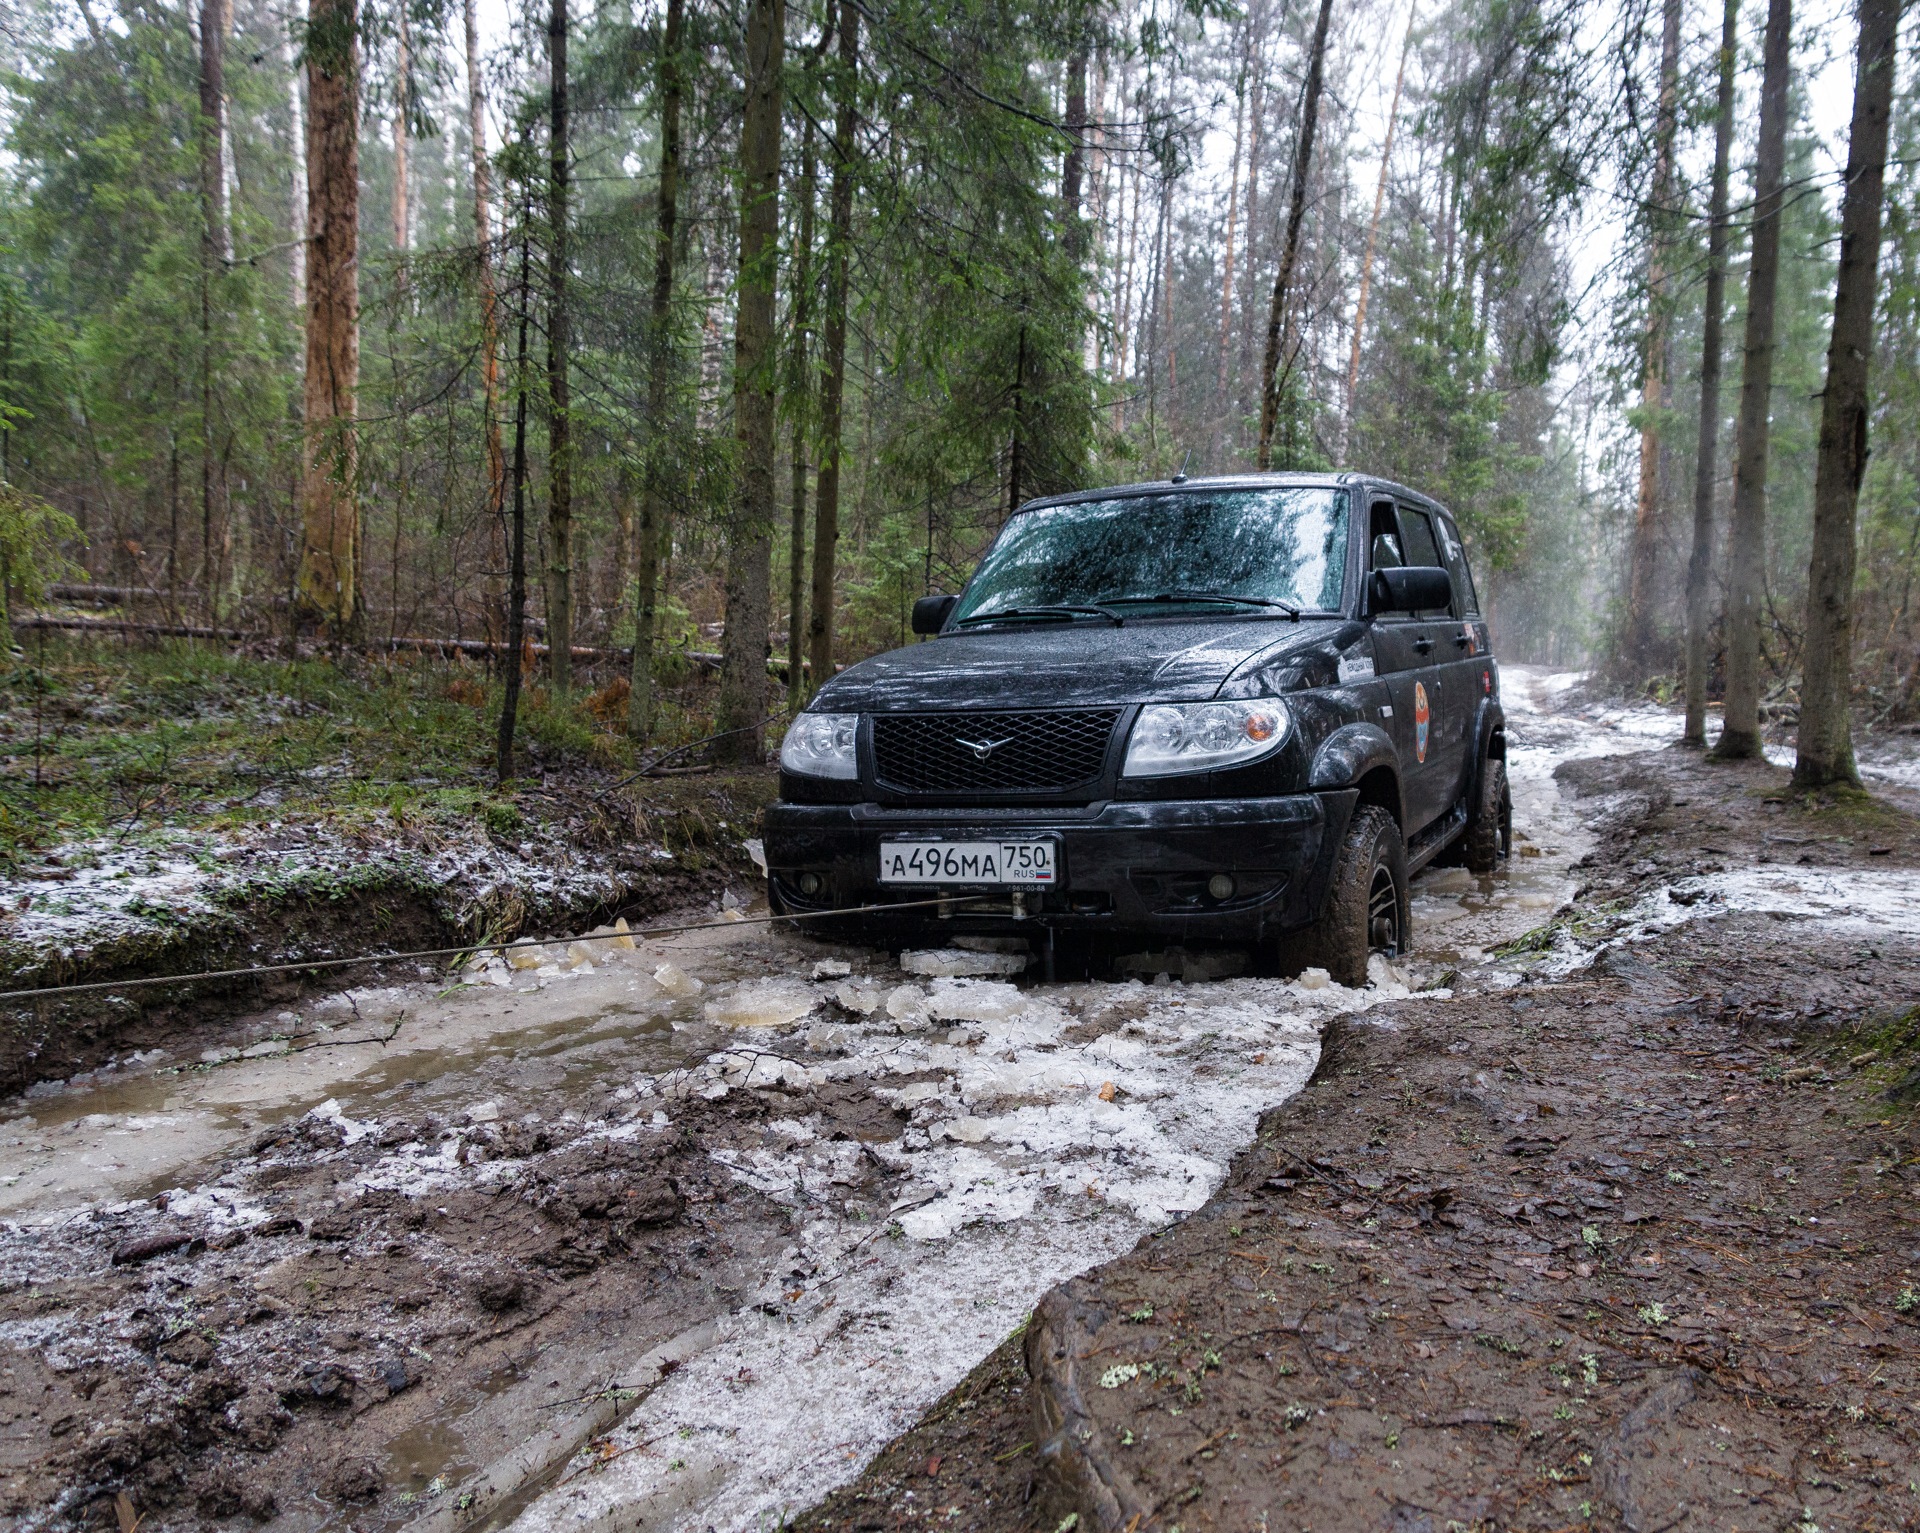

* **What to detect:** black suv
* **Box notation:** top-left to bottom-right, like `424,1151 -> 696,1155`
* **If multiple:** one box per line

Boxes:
764,474 -> 1509,984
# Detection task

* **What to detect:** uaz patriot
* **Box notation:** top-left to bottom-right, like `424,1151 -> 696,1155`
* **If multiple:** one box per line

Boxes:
764,474 -> 1510,985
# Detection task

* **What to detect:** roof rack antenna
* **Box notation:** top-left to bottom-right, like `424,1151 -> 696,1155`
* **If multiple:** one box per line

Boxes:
1170,450 -> 1192,485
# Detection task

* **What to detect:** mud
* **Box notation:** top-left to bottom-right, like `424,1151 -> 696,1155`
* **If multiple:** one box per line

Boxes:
5,671 -> 1920,1533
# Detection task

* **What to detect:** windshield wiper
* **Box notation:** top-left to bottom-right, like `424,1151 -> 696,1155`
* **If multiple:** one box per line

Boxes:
954,604 -> 1124,627
1100,590 -> 1302,620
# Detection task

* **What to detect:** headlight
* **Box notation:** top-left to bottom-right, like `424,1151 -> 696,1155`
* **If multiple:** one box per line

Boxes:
779,712 -> 859,779
1121,700 -> 1290,778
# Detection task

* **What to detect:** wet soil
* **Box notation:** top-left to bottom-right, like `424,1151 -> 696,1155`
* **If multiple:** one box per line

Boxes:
7,679 -> 1920,1533
809,746 -> 1920,1533
0,770 -> 775,1096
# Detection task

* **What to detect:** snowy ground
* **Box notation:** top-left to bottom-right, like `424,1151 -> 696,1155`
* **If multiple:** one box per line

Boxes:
5,665 -> 1920,1533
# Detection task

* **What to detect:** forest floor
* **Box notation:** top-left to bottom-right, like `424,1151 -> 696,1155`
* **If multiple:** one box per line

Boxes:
0,663 -> 1916,1533
0,636 -> 772,1093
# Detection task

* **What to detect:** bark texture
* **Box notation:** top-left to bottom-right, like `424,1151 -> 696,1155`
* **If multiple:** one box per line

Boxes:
545,0 -> 574,691
498,227 -> 534,783
391,4 -> 410,254
1714,0 -> 1792,761
1255,0 -> 1333,472
627,0 -> 684,742
295,0 -> 360,635
199,0 -> 232,266
1682,0 -> 1740,747
1793,0 -> 1900,788
787,113 -> 818,716
715,0 -> 785,760
807,0 -> 856,699
283,0 -> 307,311
463,0 -> 507,643
1622,0 -> 1683,674
1338,2 -> 1412,468
1062,46 -> 1088,260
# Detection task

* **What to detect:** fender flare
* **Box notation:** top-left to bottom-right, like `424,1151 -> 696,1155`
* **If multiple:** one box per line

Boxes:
1308,721 -> 1400,798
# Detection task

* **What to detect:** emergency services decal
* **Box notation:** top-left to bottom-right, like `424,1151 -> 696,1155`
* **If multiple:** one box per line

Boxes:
1414,681 -> 1430,763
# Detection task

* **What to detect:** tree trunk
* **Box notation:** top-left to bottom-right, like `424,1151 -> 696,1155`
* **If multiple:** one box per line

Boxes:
464,0 -> 507,647
200,0 -> 232,267
392,3 -> 410,254
627,0 -> 684,742
1793,0 -> 1900,789
807,0 -> 856,699
1007,318 -> 1027,514
545,0 -> 573,691
282,1 -> 308,311
715,0 -> 785,759
1255,0 -> 1334,472
1217,21 -> 1250,412
1622,0 -> 1682,675
498,221 -> 534,783
787,113 -> 817,715
1713,0 -> 1792,760
1682,0 -> 1740,747
1338,2 -> 1412,467
1062,45 -> 1088,260
295,0 -> 360,636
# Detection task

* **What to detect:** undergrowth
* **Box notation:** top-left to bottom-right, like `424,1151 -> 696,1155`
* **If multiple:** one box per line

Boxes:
0,635 -> 727,870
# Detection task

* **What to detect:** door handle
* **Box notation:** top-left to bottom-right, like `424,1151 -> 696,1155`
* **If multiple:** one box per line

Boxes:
1413,637 -> 1434,655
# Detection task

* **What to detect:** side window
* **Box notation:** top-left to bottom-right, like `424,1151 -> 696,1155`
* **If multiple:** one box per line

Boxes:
1368,500 -> 1404,572
1435,514 -> 1480,615
1396,506 -> 1454,619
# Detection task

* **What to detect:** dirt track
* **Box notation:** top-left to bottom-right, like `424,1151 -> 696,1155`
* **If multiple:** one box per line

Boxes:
3,673 -> 1918,1533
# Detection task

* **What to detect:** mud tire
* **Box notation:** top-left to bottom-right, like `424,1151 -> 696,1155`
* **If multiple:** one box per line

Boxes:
1283,805 -> 1409,988
1461,756 -> 1512,875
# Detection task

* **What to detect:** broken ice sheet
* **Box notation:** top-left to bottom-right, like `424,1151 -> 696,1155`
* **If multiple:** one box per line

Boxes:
703,980 -> 818,1029
899,947 -> 1028,978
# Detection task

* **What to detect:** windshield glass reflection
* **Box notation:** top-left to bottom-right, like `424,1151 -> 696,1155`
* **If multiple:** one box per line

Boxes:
949,487 -> 1349,625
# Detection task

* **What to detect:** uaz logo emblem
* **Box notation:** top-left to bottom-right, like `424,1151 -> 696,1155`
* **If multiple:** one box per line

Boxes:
955,736 -> 1013,761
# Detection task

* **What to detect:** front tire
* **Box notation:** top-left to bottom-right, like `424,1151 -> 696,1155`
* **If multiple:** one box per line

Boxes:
1284,805 -> 1409,988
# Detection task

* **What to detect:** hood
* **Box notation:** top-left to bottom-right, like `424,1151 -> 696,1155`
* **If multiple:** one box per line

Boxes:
812,617 -> 1350,712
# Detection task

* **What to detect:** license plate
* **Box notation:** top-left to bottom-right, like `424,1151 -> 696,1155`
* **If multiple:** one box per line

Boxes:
878,839 -> 1057,886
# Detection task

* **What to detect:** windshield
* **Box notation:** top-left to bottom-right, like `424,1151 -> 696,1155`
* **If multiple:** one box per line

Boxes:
948,487 -> 1350,625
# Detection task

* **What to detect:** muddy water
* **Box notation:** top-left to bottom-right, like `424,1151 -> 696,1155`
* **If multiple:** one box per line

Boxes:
0,665 -> 1778,1533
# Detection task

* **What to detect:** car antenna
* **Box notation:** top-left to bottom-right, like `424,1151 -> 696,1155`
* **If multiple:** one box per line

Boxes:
1170,450 -> 1192,485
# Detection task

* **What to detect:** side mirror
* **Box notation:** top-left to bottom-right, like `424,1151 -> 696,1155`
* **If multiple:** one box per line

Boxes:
911,593 -> 958,635
1371,566 -> 1453,614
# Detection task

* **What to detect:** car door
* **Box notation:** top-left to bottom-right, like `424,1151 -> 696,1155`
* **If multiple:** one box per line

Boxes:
1434,510 -> 1495,767
1365,497 -> 1449,837
1390,503 -> 1470,832
1374,511 -> 1459,833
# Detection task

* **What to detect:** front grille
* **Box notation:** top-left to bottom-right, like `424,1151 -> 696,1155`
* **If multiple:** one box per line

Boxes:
871,709 -> 1122,794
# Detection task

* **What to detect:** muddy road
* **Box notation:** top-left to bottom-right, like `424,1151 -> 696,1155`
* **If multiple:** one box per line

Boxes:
2,670 -> 1914,1533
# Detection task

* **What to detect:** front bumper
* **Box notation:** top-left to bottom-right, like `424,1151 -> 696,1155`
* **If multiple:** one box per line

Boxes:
763,791 -> 1357,945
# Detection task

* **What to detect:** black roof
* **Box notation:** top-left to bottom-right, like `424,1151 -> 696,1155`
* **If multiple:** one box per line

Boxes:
1016,472 -> 1453,520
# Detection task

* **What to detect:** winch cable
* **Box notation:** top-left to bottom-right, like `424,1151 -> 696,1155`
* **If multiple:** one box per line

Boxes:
0,893 -> 997,1004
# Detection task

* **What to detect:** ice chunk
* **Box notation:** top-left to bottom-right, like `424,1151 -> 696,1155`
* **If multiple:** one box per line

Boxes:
505,944 -> 547,971
900,948 -> 1028,978
884,983 -> 930,1020
653,963 -> 705,998
565,942 -> 597,968
833,981 -> 886,1014
744,838 -> 767,875
466,1100 -> 501,1123
925,978 -> 1027,1024
611,916 -> 638,951
1296,967 -> 1331,991
705,980 -> 817,1029
811,958 -> 852,979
